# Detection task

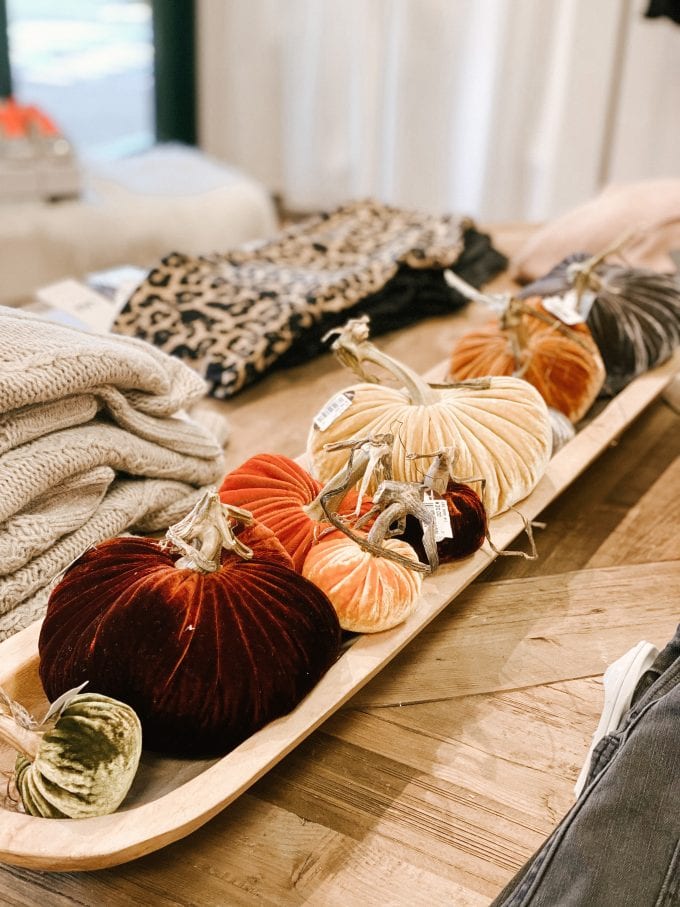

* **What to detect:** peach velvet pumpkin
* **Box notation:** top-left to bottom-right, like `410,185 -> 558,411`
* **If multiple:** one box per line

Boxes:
448,298 -> 606,423
219,453 -> 371,571
302,532 -> 422,633
38,495 -> 341,757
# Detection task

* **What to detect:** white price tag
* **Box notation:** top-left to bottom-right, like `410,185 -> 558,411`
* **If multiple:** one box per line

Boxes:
313,391 -> 355,431
423,494 -> 453,542
35,278 -> 130,333
542,289 -> 595,325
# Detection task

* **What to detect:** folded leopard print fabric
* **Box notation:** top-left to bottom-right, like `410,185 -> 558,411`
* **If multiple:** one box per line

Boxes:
114,199 -> 507,398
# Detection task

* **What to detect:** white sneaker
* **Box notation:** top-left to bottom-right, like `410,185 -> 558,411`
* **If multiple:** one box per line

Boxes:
574,640 -> 659,797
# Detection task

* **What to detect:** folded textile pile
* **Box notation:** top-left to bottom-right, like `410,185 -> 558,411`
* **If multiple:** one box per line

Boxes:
113,199 -> 507,398
0,306 -> 227,640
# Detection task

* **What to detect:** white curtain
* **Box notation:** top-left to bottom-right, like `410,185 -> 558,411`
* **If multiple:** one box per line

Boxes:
197,0 -> 679,222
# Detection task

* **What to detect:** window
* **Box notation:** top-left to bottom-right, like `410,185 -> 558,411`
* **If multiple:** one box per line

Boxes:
1,0 -> 195,161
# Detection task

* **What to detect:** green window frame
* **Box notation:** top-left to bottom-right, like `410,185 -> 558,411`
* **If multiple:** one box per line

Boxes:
0,0 -> 11,99
151,0 -> 196,145
0,0 -> 196,143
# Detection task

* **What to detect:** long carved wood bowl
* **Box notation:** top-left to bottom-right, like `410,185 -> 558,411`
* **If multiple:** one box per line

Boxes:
0,354 -> 677,871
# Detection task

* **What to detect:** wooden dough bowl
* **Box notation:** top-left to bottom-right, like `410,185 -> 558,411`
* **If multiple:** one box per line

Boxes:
0,355 -> 677,871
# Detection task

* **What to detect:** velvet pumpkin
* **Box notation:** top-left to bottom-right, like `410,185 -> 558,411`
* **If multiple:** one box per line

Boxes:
400,482 -> 487,564
547,406 -> 576,454
38,497 -> 341,757
219,453 -> 372,571
448,298 -> 606,423
307,319 -> 552,517
302,531 -> 422,633
0,689 -> 142,819
519,253 -> 680,394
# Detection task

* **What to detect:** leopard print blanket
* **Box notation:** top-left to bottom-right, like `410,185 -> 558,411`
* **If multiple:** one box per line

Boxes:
114,199 -> 504,398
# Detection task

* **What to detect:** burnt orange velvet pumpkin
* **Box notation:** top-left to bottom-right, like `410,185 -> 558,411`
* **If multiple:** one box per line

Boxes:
38,498 -> 341,757
449,298 -> 606,423
219,453 -> 372,571
302,531 -> 422,633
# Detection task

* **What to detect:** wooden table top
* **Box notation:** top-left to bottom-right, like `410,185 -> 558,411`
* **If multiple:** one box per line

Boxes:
2,227 -> 679,905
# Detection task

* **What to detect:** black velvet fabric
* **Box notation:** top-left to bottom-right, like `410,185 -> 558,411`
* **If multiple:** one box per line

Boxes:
113,201 -> 507,399
646,0 -> 680,24
274,225 -> 508,370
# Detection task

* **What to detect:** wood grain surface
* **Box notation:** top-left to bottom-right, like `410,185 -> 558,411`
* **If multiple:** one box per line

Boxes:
1,225 -> 678,904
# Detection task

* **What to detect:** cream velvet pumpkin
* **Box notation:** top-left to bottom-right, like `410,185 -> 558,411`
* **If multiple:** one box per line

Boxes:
306,320 -> 552,517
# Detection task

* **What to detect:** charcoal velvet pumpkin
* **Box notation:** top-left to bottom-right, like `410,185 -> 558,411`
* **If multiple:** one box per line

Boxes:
38,504 -> 341,757
547,406 -> 576,454
219,453 -> 372,571
519,253 -> 680,394
448,298 -> 605,423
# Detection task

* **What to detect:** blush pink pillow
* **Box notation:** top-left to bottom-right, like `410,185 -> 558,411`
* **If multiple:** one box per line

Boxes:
512,180 -> 680,283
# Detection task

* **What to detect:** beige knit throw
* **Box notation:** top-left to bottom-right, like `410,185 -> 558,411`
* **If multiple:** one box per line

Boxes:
0,466 -> 114,575
0,305 -> 229,635
0,477 -> 208,639
0,391 -> 225,459
0,304 -> 206,415
0,419 -> 224,524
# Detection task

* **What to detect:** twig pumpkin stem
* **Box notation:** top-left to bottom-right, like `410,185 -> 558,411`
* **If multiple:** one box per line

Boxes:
166,491 -> 255,572
324,317 -> 440,405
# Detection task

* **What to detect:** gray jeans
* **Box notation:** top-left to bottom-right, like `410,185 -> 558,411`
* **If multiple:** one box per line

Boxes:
491,626 -> 680,906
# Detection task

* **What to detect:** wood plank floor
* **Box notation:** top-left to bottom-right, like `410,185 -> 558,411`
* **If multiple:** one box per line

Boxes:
1,227 -> 678,904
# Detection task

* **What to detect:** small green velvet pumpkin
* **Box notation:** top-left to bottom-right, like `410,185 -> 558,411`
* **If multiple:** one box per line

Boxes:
1,691 -> 142,819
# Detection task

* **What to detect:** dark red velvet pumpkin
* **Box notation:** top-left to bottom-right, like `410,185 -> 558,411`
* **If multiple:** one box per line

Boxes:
219,453 -> 371,571
400,482 -> 487,563
38,518 -> 341,758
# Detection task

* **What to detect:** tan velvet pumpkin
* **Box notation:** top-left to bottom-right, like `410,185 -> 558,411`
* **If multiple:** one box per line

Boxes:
306,319 -> 552,517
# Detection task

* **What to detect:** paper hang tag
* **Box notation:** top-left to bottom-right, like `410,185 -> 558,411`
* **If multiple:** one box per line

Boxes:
313,391 -> 355,431
542,289 -> 595,325
35,278 -> 131,333
423,493 -> 453,542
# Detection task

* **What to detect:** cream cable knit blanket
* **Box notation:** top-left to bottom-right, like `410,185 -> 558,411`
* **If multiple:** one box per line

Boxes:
0,390 -> 225,459
0,305 -> 228,637
0,420 -> 224,524
0,466 -> 114,575
0,304 -> 206,413
0,478 -> 208,639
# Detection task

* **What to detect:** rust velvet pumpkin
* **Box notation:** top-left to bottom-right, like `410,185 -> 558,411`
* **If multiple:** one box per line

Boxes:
219,453 -> 371,571
448,298 -> 606,423
38,496 -> 341,757
400,482 -> 487,564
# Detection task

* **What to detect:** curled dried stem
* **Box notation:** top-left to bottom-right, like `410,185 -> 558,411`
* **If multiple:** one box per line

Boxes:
166,491 -> 254,571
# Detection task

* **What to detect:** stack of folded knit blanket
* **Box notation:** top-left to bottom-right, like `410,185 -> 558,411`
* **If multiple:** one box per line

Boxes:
0,306 -> 227,640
